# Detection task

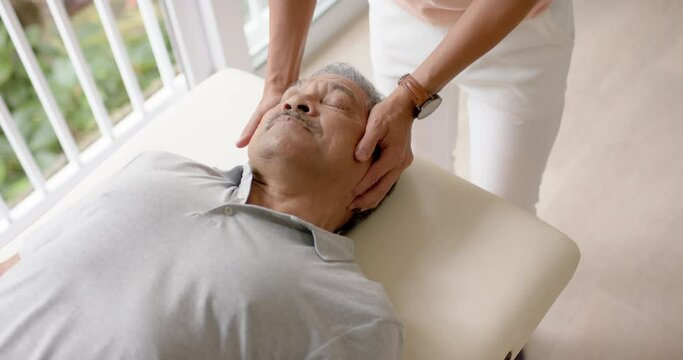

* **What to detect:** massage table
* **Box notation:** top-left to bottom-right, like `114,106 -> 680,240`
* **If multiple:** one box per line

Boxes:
4,69 -> 579,359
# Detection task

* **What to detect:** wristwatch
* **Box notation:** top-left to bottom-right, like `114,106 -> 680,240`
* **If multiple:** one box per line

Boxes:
397,73 -> 442,119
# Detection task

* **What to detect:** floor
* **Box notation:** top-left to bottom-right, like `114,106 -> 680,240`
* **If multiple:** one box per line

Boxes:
302,1 -> 683,359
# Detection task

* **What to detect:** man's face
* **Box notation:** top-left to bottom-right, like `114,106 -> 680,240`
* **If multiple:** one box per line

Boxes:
248,74 -> 372,178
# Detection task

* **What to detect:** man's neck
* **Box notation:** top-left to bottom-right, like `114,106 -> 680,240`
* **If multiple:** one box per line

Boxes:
246,166 -> 352,232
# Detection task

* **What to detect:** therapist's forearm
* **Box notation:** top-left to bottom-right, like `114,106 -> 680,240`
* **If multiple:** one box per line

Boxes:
264,0 -> 317,93
411,0 -> 538,94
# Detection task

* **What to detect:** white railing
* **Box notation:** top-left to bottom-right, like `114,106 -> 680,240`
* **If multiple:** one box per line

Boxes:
0,1 -> 81,166
0,0 -> 367,249
47,0 -> 115,143
0,0 -> 195,246
93,0 -> 147,113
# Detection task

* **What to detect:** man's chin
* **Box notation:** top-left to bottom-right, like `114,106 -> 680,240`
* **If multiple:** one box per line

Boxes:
257,137 -> 318,161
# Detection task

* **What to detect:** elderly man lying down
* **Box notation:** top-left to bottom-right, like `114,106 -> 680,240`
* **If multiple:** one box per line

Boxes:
0,63 -> 403,359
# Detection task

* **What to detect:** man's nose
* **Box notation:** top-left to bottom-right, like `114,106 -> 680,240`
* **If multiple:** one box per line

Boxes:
282,96 -> 316,115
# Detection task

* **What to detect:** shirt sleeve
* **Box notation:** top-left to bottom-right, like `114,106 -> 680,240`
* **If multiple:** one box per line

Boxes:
306,319 -> 403,360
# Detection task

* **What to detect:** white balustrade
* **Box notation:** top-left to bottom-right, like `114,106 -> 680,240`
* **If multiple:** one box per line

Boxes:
45,0 -> 115,143
0,0 -> 81,166
93,0 -> 146,114
0,97 -> 46,195
137,0 -> 176,89
0,0 -> 190,246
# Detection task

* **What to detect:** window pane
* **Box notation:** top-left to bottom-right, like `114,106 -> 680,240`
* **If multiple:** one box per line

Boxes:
239,0 -> 339,66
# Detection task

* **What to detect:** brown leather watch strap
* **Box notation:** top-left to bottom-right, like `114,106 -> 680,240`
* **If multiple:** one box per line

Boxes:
398,74 -> 431,107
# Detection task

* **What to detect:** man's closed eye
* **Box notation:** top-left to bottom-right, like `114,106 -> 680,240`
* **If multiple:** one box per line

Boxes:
323,98 -> 350,111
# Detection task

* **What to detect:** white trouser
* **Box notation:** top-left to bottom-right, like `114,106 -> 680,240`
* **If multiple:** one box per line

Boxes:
369,0 -> 575,214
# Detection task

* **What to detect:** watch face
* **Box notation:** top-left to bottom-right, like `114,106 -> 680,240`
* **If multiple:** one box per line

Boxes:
417,96 -> 442,119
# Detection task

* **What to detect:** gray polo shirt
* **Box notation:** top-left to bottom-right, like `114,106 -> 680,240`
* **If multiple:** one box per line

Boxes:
0,151 -> 402,359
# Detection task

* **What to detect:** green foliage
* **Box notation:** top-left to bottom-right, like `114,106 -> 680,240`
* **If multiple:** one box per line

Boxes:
0,2 -> 175,205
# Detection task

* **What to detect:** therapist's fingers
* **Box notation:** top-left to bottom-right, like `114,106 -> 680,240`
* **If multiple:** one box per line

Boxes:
353,106 -> 414,197
353,145 -> 404,195
350,143 -> 413,210
349,165 -> 404,211
355,88 -> 414,162
354,99 -> 391,162
236,92 -> 282,148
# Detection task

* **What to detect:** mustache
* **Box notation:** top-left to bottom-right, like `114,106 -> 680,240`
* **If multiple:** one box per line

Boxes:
265,109 -> 321,134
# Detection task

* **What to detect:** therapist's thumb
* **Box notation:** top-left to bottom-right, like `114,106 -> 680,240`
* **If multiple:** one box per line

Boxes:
236,92 -> 282,148
235,112 -> 262,148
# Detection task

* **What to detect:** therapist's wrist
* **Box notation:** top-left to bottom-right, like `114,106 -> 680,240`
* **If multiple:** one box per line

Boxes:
264,68 -> 300,95
388,84 -> 419,121
263,81 -> 289,96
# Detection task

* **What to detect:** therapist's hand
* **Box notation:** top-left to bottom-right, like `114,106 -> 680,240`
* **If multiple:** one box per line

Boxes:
236,90 -> 284,148
350,89 -> 415,211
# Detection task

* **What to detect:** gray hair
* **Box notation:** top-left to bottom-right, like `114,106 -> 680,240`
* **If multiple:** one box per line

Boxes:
311,62 -> 384,109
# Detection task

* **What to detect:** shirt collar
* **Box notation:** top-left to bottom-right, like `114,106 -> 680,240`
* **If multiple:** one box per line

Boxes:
291,215 -> 355,262
218,163 -> 354,262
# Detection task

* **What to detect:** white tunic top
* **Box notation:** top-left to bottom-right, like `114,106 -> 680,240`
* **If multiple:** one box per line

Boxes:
393,0 -> 552,27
